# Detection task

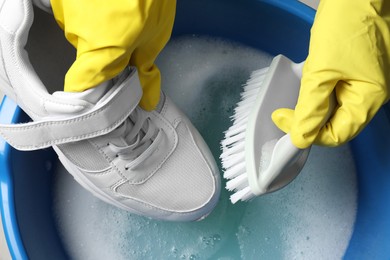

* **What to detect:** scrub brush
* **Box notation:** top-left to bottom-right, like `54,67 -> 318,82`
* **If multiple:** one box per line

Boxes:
220,55 -> 310,204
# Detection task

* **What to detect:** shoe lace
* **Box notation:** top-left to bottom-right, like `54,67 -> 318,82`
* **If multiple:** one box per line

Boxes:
107,108 -> 163,170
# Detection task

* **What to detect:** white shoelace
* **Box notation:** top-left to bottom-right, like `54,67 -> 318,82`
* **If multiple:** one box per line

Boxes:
107,108 -> 163,170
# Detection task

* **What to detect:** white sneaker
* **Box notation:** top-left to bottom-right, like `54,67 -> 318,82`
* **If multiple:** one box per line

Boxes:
0,0 -> 221,221
55,93 -> 221,221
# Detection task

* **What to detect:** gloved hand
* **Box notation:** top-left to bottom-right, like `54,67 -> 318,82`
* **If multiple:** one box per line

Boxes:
272,0 -> 390,148
50,0 -> 176,110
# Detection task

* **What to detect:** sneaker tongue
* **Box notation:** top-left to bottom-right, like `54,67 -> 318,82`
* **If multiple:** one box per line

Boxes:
155,92 -> 165,113
47,81 -> 112,116
52,80 -> 111,105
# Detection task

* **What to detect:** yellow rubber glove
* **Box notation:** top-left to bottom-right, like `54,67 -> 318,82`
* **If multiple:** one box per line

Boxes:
272,0 -> 390,148
50,0 -> 176,110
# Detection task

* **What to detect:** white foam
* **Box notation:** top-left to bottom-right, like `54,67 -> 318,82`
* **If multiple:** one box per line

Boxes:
155,35 -> 273,122
52,35 -> 357,260
53,165 -> 236,259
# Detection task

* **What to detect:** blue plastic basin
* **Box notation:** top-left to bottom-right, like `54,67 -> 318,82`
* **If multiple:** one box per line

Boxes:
1,0 -> 389,259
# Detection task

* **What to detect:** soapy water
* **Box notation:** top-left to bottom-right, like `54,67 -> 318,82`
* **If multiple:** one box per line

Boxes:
52,35 -> 357,259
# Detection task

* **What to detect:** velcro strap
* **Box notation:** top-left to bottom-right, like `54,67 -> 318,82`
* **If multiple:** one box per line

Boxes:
0,70 -> 142,151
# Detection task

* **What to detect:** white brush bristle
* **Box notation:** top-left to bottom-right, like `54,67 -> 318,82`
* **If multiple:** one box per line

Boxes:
230,186 -> 256,204
220,67 -> 269,203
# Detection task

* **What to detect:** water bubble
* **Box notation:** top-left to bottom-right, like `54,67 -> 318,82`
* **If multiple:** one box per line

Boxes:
171,247 -> 178,254
213,234 -> 221,242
